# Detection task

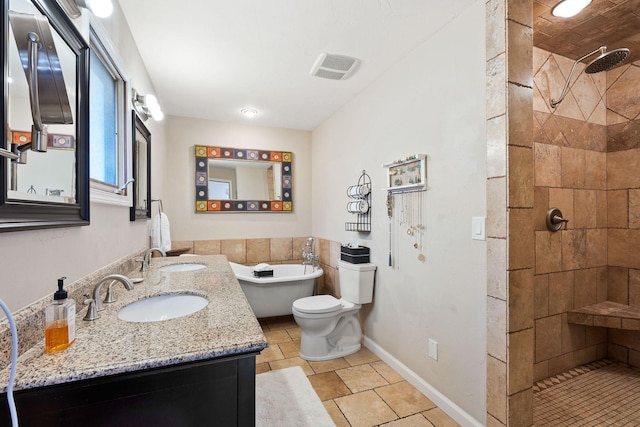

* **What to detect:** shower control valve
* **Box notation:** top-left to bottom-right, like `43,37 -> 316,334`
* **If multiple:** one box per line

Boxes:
546,207 -> 569,232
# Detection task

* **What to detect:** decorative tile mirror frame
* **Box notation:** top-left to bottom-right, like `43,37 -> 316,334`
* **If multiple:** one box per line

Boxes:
195,145 -> 293,212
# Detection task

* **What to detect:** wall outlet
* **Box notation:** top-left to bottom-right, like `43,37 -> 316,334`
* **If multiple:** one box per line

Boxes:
428,338 -> 438,361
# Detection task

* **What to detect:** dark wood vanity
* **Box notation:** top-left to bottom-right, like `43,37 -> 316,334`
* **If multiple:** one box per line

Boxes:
1,352 -> 258,427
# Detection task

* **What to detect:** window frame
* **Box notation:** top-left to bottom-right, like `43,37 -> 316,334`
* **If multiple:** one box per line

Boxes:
87,16 -> 131,207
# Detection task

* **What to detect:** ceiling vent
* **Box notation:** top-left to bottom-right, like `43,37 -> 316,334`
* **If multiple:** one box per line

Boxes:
310,53 -> 361,80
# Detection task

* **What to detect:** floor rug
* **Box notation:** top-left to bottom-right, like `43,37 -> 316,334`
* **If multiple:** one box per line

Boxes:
256,366 -> 335,426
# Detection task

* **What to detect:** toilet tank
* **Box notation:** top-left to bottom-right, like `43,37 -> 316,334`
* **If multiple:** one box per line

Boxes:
338,260 -> 377,304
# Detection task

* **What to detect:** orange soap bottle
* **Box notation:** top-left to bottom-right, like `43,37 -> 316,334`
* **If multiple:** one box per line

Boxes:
44,277 -> 76,353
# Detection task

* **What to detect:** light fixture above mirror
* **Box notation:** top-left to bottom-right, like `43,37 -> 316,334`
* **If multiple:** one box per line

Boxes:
132,89 -> 164,121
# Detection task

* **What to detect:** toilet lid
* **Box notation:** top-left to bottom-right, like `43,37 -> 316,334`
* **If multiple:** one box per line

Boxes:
293,295 -> 342,314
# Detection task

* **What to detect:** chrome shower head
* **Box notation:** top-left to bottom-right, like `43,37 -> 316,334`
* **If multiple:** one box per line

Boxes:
550,46 -> 631,108
585,47 -> 630,74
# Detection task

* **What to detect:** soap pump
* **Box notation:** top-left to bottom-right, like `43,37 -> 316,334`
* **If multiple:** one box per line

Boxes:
44,277 -> 76,353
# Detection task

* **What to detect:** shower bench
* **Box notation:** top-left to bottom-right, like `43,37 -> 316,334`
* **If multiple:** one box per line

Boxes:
567,301 -> 640,330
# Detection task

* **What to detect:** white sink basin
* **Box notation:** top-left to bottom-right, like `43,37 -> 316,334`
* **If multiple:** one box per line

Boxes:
158,263 -> 207,272
118,294 -> 209,322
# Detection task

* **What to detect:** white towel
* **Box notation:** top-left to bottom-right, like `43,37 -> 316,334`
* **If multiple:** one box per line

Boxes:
254,263 -> 272,272
151,212 -> 172,252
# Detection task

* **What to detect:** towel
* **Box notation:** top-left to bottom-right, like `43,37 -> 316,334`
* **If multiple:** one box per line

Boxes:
151,212 -> 172,252
254,263 -> 272,272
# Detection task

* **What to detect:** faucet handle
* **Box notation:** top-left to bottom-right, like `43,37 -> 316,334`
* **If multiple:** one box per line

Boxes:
82,294 -> 100,321
103,280 -> 117,304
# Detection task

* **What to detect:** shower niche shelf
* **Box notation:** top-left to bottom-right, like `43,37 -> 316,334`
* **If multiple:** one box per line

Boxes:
345,170 -> 371,233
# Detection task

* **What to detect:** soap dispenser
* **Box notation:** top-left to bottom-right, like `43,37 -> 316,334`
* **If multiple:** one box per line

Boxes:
45,277 -> 76,353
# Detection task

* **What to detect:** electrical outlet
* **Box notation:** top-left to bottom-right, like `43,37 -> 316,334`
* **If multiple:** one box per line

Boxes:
428,338 -> 438,361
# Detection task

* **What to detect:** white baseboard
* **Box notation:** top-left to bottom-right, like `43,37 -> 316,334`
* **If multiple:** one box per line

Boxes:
363,336 -> 484,427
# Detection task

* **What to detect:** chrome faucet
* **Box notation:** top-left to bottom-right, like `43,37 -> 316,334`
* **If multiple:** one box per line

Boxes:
141,247 -> 166,271
302,237 -> 319,271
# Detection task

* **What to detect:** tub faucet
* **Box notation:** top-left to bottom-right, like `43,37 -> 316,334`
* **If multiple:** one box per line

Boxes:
302,237 -> 319,270
141,247 -> 166,271
91,274 -> 134,314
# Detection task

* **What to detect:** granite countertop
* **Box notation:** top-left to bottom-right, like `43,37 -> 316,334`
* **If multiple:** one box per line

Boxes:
0,255 -> 267,392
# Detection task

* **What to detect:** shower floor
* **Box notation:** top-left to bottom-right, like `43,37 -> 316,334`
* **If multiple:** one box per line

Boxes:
533,359 -> 640,426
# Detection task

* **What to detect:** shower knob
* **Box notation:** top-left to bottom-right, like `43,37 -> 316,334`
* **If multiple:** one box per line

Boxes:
546,207 -> 569,232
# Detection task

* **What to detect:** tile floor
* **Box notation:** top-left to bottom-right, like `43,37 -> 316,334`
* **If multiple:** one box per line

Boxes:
533,359 -> 640,426
257,316 -> 461,427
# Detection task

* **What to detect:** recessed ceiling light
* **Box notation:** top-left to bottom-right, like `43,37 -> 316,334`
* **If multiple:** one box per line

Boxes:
241,108 -> 258,118
552,0 -> 591,18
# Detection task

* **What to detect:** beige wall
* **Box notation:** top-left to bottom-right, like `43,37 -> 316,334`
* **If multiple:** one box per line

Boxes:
312,1 -> 487,422
164,117 -> 312,241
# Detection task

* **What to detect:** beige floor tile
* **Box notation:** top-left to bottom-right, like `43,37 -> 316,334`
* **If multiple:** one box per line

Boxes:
278,340 -> 301,358
308,371 -> 352,401
345,346 -> 380,366
269,356 -> 314,375
335,390 -> 398,427
256,344 -> 284,364
377,381 -> 436,417
309,357 -> 350,374
381,414 -> 434,426
422,408 -> 461,427
323,400 -> 351,427
255,362 -> 270,374
286,326 -> 301,340
336,364 -> 389,393
371,360 -> 405,383
266,316 -> 298,330
264,329 -> 292,344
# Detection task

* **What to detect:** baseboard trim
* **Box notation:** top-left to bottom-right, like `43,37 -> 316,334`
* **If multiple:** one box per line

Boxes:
363,336 -> 483,427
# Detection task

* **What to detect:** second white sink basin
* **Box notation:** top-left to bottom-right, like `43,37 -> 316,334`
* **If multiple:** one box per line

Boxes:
158,263 -> 206,272
118,294 -> 209,322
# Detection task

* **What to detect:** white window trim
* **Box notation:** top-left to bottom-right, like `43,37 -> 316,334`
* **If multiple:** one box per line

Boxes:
88,15 -> 133,207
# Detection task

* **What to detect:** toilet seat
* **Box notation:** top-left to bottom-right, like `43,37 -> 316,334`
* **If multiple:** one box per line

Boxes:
293,295 -> 342,314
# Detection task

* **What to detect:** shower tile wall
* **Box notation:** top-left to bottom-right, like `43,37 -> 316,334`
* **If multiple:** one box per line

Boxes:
533,49 -> 640,379
171,237 -> 342,297
605,59 -> 640,366
532,47 -> 609,382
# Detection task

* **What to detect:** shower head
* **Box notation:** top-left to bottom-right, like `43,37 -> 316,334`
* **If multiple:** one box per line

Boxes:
550,46 -> 630,108
585,47 -> 630,74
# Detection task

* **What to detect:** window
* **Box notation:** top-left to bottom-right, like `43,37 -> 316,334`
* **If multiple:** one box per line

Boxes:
88,21 -> 129,203
89,48 -> 118,186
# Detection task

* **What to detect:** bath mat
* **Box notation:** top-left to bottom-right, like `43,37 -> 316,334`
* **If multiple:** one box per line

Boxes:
256,366 -> 335,427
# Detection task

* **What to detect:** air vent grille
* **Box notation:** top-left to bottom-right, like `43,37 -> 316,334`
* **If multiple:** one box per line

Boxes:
310,53 -> 360,80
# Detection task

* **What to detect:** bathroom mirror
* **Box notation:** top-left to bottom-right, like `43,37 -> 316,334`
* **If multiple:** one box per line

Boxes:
0,0 -> 90,231
130,112 -> 151,221
195,145 -> 293,212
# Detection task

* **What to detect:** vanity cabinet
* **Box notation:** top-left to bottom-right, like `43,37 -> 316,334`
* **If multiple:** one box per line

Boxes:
0,352 -> 258,426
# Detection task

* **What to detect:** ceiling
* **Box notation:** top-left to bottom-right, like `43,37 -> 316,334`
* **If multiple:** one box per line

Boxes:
116,0 -> 476,131
534,0 -> 640,64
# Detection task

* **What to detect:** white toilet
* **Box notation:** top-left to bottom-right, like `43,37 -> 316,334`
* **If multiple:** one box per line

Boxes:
292,260 -> 376,361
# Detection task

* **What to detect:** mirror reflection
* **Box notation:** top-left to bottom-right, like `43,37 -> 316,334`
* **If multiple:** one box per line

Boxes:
7,0 -> 78,204
195,146 -> 293,212
208,159 -> 282,201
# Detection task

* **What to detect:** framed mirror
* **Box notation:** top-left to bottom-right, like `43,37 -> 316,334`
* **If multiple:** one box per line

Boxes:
130,112 -> 151,221
0,0 -> 89,231
195,145 -> 293,212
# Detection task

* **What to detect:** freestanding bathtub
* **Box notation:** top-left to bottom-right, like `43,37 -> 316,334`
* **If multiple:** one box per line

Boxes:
230,262 -> 323,318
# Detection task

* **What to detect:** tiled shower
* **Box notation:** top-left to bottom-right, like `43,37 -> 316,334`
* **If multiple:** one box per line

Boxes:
532,47 -> 640,377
